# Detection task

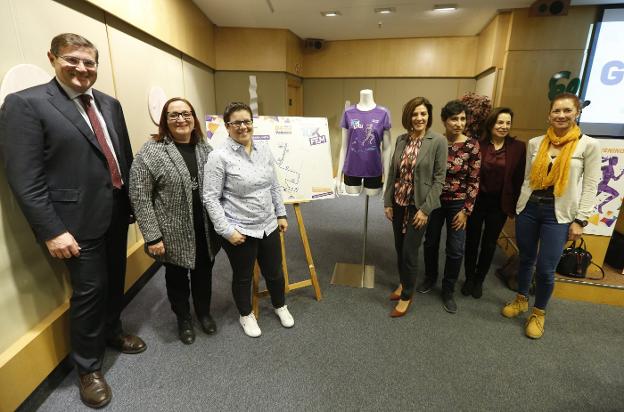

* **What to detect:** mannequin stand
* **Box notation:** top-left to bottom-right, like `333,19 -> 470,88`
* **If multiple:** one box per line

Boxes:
331,195 -> 375,288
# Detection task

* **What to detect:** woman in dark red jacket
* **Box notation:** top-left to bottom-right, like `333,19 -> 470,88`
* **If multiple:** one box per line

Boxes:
462,107 -> 526,298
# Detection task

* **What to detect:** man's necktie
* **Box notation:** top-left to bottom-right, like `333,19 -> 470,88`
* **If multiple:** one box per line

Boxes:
79,94 -> 123,189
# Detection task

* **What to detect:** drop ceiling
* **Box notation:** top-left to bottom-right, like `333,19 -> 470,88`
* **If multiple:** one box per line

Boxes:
193,0 -> 611,40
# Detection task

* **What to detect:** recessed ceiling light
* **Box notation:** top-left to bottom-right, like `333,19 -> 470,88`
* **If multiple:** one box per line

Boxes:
433,4 -> 458,11
375,7 -> 396,14
321,11 -> 341,17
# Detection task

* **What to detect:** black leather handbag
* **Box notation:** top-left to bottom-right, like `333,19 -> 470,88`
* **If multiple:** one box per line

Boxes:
556,238 -> 605,280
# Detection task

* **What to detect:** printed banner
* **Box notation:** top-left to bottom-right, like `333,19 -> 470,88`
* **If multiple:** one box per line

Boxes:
585,139 -> 624,236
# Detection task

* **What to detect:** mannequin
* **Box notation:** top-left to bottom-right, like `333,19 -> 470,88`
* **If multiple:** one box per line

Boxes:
335,89 -> 392,196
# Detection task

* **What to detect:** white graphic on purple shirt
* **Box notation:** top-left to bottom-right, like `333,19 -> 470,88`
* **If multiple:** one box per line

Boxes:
340,105 -> 391,177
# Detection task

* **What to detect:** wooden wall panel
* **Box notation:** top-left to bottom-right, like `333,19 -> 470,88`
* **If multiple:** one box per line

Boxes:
303,37 -> 478,78
493,13 -> 511,69
85,0 -> 215,67
508,6 -> 598,51
215,27 -> 287,72
475,13 -> 512,75
286,31 -> 303,76
476,16 -> 497,75
214,71 -> 288,117
498,50 -> 586,131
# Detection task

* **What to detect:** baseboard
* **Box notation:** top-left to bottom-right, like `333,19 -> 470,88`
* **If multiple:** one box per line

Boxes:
554,280 -> 624,307
0,242 -> 157,412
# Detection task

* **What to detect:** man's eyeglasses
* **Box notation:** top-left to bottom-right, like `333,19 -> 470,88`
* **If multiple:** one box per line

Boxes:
167,111 -> 193,120
55,55 -> 98,69
227,120 -> 253,128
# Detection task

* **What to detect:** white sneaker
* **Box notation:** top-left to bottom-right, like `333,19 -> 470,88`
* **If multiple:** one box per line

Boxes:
274,305 -> 294,328
239,313 -> 261,337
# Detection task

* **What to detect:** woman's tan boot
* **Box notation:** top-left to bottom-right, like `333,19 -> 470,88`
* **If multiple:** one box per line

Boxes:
501,294 -> 529,318
525,308 -> 546,339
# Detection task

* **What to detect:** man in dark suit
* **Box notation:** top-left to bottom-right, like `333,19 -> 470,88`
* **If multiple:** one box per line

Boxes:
0,33 -> 145,408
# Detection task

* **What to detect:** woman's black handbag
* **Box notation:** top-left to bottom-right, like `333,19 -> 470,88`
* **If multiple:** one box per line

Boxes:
556,238 -> 605,280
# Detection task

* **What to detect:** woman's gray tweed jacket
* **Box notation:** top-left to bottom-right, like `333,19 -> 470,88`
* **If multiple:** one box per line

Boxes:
129,136 -> 219,269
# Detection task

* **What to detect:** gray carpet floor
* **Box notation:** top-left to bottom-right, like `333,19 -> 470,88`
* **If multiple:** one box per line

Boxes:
32,196 -> 624,411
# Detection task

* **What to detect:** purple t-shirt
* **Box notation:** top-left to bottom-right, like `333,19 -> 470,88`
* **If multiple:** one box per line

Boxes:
340,105 -> 391,177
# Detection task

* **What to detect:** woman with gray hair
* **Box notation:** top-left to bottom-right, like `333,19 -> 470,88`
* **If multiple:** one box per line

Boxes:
130,97 -> 220,345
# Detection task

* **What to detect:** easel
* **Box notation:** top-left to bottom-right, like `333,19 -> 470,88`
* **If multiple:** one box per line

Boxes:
252,201 -> 322,317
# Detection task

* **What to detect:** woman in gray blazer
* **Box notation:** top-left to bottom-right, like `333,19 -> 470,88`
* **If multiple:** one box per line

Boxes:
130,98 -> 220,345
383,97 -> 447,317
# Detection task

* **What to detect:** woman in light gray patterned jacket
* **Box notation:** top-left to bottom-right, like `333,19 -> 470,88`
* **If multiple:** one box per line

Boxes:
129,97 -> 220,345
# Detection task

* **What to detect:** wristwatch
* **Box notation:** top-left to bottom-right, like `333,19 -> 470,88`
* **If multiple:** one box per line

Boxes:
573,218 -> 588,227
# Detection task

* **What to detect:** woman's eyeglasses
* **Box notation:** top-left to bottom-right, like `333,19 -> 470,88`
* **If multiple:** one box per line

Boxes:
167,111 -> 193,120
227,120 -> 253,128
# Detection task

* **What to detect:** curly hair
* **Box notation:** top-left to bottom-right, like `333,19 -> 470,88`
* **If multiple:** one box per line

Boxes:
459,92 -> 492,139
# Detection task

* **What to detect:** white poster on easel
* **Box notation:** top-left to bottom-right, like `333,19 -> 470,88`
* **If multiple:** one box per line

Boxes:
205,115 -> 335,203
585,139 -> 624,236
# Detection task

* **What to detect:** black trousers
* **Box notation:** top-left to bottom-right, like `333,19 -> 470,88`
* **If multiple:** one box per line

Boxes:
221,229 -> 285,316
423,200 -> 466,293
392,204 -> 427,300
464,193 -> 508,284
163,231 -> 214,319
64,189 -> 128,374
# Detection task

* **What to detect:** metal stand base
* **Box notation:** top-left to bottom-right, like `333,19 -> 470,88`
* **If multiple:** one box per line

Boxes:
331,263 -> 375,289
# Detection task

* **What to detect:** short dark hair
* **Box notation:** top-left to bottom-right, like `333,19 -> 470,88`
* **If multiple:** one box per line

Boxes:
481,107 -> 514,141
401,97 -> 433,131
223,102 -> 253,123
50,33 -> 99,62
550,92 -> 581,113
154,97 -> 203,144
441,100 -> 468,121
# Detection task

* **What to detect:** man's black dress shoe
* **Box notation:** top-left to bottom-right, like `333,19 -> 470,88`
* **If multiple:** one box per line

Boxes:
78,370 -> 111,409
107,333 -> 147,354
198,314 -> 217,334
178,317 -> 195,344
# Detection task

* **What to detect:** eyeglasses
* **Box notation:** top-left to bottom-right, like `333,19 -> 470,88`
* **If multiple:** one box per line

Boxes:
227,120 -> 253,128
167,111 -> 193,120
55,54 -> 98,69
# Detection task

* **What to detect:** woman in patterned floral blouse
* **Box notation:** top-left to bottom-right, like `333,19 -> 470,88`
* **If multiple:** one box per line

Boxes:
418,100 -> 481,314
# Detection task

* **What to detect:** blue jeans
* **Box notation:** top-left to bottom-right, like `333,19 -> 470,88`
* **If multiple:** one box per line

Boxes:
516,201 -> 570,309
424,200 -> 466,293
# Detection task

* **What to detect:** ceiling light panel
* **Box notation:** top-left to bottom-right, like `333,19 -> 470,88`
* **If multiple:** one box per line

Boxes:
321,11 -> 341,17
433,4 -> 458,11
374,7 -> 396,14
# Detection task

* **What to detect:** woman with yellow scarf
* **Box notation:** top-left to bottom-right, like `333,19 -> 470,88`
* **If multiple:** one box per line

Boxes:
501,93 -> 600,339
